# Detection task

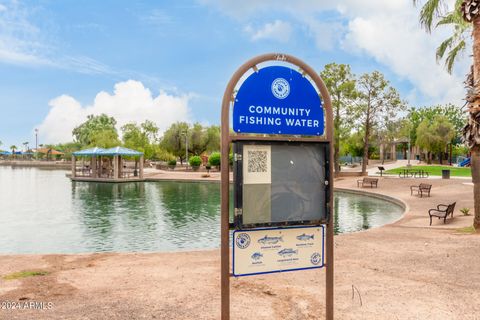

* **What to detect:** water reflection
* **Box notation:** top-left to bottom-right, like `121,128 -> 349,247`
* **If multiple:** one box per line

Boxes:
0,167 -> 404,254
155,182 -> 219,227
334,191 -> 403,234
71,181 -> 222,252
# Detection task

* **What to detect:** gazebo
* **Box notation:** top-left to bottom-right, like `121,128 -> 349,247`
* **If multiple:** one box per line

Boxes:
71,146 -> 144,182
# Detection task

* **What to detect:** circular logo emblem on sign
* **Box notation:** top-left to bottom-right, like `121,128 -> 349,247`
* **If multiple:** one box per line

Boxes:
236,233 -> 251,249
310,252 -> 321,265
271,78 -> 290,99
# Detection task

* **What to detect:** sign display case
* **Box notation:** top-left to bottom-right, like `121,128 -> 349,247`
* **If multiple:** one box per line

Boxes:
233,141 -> 330,229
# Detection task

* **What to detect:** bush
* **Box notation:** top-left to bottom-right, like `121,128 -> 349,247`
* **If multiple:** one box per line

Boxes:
168,159 -> 177,166
229,153 -> 233,166
189,156 -> 202,167
208,152 -> 221,167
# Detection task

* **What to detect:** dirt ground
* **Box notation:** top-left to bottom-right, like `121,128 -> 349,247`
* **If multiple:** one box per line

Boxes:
1,176 -> 479,320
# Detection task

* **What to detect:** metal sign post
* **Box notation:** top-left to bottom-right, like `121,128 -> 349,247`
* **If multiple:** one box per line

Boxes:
220,53 -> 334,320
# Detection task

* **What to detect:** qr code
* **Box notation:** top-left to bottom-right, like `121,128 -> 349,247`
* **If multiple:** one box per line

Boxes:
247,151 -> 267,173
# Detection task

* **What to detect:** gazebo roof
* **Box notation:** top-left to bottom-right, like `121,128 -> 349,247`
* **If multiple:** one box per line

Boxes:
99,146 -> 143,156
72,146 -> 143,157
72,147 -> 105,156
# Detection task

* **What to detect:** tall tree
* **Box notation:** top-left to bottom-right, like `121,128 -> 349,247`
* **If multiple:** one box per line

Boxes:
320,63 -> 357,172
414,0 -> 480,229
204,125 -> 220,153
408,104 -> 466,145
416,115 -> 455,163
354,71 -> 404,174
161,122 -> 190,164
140,120 -> 159,143
72,114 -> 120,147
121,120 -> 160,159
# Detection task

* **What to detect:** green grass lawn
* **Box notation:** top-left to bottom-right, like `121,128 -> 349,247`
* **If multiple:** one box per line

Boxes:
384,165 -> 472,177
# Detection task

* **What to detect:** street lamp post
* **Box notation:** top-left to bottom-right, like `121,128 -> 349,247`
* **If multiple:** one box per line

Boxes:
407,135 -> 411,167
182,132 -> 188,170
35,128 -> 38,160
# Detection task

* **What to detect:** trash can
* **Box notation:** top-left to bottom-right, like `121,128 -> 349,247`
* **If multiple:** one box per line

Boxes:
442,169 -> 450,179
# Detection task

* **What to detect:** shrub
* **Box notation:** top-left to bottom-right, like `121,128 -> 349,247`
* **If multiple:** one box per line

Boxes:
229,153 -> 233,166
208,152 -> 221,167
189,156 -> 202,167
460,208 -> 471,216
168,159 -> 177,166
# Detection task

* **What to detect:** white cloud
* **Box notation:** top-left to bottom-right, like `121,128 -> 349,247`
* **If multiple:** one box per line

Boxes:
0,1 -> 148,78
37,80 -> 191,144
244,20 -> 292,43
341,2 -> 466,105
141,9 -> 173,25
201,0 -> 468,106
0,1 -> 53,66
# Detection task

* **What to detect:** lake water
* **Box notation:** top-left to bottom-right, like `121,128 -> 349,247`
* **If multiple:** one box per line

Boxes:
0,166 -> 404,254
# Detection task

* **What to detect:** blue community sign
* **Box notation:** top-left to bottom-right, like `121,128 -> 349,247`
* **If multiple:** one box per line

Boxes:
233,66 -> 324,136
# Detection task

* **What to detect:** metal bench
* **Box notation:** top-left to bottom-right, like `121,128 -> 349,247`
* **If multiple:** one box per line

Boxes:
357,177 -> 378,188
410,183 -> 432,197
428,202 -> 456,225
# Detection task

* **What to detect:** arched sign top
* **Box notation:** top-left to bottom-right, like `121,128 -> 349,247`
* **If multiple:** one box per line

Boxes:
233,66 -> 324,136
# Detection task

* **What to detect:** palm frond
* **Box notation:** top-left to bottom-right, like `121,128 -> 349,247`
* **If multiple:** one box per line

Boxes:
436,11 -> 468,27
445,40 -> 466,73
436,36 -> 454,61
418,0 -> 444,32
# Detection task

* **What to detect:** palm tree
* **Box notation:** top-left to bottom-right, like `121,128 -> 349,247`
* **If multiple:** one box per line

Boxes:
10,145 -> 17,158
414,0 -> 480,229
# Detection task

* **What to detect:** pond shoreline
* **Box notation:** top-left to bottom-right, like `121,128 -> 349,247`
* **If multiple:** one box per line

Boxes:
0,160 -> 70,170
0,177 -> 478,319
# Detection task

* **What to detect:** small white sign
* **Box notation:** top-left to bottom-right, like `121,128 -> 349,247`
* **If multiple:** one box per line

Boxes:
233,226 -> 324,277
243,144 -> 271,184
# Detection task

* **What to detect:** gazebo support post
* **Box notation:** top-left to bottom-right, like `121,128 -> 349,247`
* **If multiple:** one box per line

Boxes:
92,156 -> 97,178
113,155 -> 119,180
71,155 -> 76,178
139,156 -> 144,179
118,157 -> 123,179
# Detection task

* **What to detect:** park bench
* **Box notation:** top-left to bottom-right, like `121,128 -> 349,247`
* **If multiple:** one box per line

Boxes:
410,183 -> 432,198
357,177 -> 378,188
428,202 -> 456,225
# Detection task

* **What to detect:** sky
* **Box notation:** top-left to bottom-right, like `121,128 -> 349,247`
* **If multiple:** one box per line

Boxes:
0,0 -> 470,149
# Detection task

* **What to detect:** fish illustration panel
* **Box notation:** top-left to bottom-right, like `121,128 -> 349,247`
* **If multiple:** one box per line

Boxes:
233,226 -> 324,277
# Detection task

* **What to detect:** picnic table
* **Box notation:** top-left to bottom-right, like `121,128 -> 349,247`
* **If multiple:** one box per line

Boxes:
398,169 -> 429,179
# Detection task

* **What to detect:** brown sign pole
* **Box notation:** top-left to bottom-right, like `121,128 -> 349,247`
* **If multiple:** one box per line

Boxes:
220,53 -> 334,320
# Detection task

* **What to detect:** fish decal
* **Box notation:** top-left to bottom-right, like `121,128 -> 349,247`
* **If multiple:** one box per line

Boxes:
296,233 -> 314,241
258,235 -> 283,245
277,248 -> 298,257
251,252 -> 263,261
